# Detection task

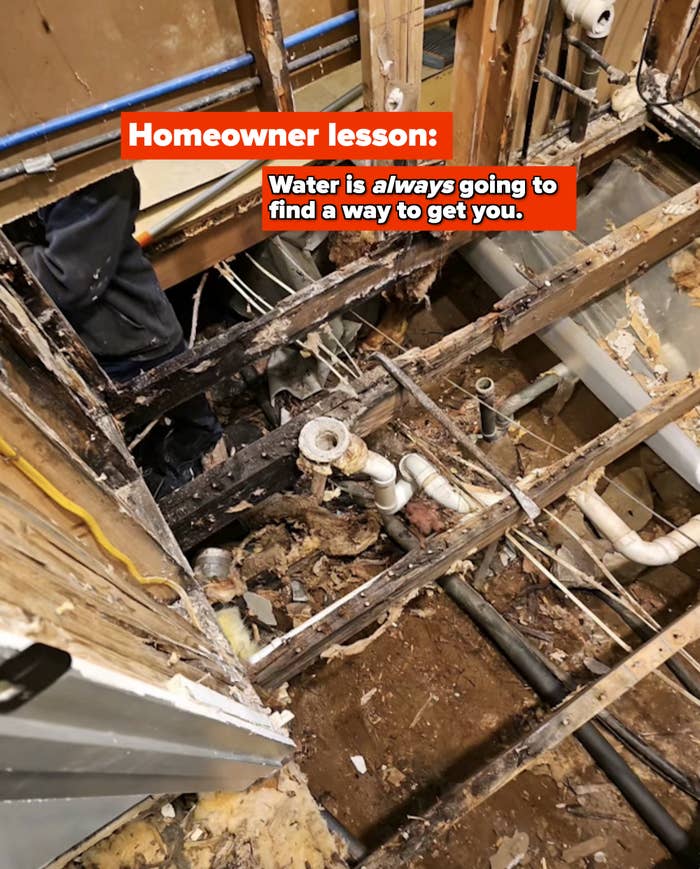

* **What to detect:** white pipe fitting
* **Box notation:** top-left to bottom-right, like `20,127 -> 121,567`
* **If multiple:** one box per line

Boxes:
398,454 -> 472,514
363,450 -> 402,513
298,416 -> 351,465
570,487 -> 700,566
561,0 -> 615,37
297,418 -> 474,516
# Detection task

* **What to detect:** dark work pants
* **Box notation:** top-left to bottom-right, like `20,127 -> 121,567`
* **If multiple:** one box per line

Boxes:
100,340 -> 223,471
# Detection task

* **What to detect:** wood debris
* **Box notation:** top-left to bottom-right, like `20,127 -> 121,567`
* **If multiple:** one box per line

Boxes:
625,287 -> 662,363
562,835 -> 608,863
670,240 -> 700,304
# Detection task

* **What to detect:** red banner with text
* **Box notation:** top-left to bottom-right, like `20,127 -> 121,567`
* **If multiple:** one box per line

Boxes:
261,166 -> 577,232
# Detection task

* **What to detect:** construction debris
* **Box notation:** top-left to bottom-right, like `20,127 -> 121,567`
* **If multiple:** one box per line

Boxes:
79,765 -> 347,869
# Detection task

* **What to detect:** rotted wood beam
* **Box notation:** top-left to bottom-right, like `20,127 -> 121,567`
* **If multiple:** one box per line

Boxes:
361,600 -> 700,868
495,181 -> 700,350
248,373 -> 700,689
113,232 -> 467,426
0,235 -> 186,559
0,281 -> 138,494
0,231 -> 116,405
160,314 -> 497,550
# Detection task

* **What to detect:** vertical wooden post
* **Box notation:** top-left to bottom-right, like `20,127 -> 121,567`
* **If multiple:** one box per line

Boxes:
359,0 -> 425,113
451,0 -> 500,165
235,0 -> 295,112
453,2 -> 535,165
500,0 -> 551,161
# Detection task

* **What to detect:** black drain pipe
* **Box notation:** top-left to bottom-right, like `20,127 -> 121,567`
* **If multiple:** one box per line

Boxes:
577,587 -> 700,701
440,574 -> 696,863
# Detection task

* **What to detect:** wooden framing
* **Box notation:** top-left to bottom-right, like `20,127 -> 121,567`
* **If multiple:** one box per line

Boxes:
451,1 -> 500,165
358,0 -> 424,112
248,373 -> 700,689
649,0 -> 700,97
500,0 -> 551,162
161,171 -> 700,549
362,601 -> 700,867
6,5 -> 700,862
495,181 -> 700,349
0,233 -> 116,405
0,358 -> 263,706
234,0 -> 295,112
113,232 -> 466,425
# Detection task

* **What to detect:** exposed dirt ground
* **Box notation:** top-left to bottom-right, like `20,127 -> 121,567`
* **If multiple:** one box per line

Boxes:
281,268 -> 700,868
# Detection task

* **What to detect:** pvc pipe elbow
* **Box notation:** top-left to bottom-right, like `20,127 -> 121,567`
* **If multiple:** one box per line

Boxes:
362,450 -> 402,513
570,488 -> 700,566
561,0 -> 615,37
362,450 -> 396,487
399,453 -> 472,514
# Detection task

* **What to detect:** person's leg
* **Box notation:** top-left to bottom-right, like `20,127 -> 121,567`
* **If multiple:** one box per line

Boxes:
159,393 -> 223,472
100,342 -> 223,497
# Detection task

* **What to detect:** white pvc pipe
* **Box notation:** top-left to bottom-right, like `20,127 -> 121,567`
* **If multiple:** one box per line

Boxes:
298,418 -> 475,515
571,487 -> 700,565
399,453 -> 473,514
362,450 -> 401,513
462,238 -> 700,493
561,0 -> 615,37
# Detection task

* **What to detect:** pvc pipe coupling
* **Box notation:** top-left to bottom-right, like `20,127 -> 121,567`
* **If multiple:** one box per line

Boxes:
561,0 -> 615,37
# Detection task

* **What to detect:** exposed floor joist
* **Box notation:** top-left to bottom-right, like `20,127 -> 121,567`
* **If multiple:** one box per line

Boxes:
161,174 -> 700,549
495,181 -> 700,349
361,601 -> 700,867
113,232 -> 467,425
248,372 -> 700,689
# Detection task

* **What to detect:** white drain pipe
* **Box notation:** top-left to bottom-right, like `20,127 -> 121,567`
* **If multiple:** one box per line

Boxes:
298,418 -> 473,515
398,453 -> 472,514
561,0 -> 615,37
570,486 -> 700,565
461,238 -> 700,493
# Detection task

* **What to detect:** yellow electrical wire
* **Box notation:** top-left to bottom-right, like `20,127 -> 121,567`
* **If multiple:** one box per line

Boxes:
0,434 -> 200,629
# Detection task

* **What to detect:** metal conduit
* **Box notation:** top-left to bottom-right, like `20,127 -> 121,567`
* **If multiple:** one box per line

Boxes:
0,1 -> 471,155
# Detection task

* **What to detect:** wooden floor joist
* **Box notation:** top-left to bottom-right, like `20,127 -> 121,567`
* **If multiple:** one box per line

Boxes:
113,232 -> 467,425
162,171 -> 700,549
248,372 -> 700,689
360,601 -> 700,868
495,181 -> 700,349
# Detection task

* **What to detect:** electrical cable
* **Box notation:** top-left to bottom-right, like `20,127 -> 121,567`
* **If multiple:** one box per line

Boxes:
0,433 -> 200,627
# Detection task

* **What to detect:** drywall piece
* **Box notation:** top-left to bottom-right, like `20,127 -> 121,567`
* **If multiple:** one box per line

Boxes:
244,591 -> 278,626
